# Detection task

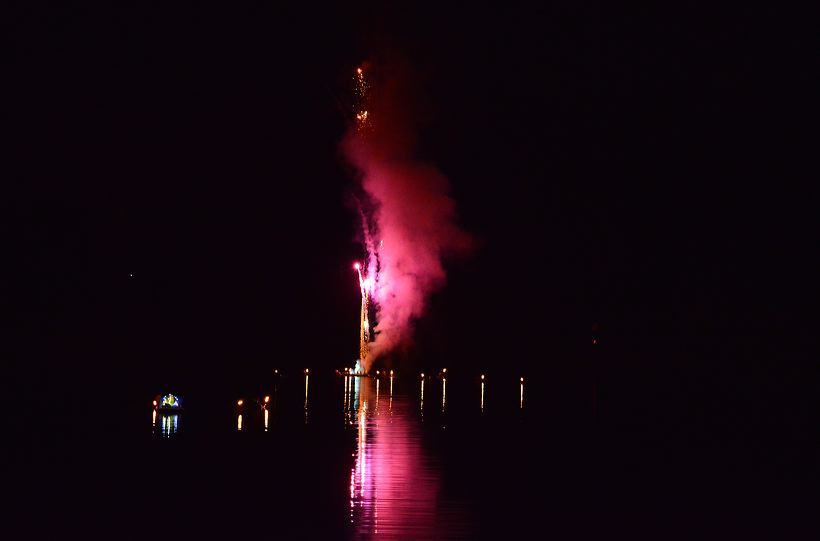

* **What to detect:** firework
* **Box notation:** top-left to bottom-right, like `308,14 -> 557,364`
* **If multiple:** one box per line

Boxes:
342,61 -> 471,374
354,66 -> 371,134
355,262 -> 371,367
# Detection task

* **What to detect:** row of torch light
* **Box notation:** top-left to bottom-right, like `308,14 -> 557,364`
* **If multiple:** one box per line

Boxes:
228,368 -> 526,418
154,370 -> 525,418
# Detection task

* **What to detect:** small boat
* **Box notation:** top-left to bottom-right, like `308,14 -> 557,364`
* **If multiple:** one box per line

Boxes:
156,393 -> 184,413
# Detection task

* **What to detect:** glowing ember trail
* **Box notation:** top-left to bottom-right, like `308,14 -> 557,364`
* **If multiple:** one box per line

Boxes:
343,63 -> 471,372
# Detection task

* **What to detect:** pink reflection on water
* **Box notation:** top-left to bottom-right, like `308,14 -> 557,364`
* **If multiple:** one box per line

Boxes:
348,377 -> 467,538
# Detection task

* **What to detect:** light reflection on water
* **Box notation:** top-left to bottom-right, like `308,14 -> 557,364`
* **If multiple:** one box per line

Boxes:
346,377 -> 468,539
305,374 -> 310,424
146,375 -> 471,537
420,378 -> 424,412
159,414 -> 178,439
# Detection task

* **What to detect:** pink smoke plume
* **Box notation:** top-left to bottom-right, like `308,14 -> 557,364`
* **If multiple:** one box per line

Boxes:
343,64 -> 471,368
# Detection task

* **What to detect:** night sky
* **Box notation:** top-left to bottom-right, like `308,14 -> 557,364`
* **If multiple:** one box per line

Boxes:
6,4 -> 814,449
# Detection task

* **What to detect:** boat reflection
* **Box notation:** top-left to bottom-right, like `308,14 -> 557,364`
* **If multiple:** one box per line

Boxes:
159,414 -> 179,439
347,377 -> 467,537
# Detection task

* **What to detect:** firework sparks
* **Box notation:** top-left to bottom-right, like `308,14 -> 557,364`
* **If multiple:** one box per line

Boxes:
343,61 -> 472,374
356,262 -> 372,366
354,66 -> 371,134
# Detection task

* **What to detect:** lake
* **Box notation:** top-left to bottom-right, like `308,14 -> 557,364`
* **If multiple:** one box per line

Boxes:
9,366 -> 808,538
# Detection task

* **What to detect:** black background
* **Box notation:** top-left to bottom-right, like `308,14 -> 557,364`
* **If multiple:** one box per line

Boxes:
4,2 -> 816,533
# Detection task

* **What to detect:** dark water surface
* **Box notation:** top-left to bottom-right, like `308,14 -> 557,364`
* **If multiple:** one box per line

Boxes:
10,366 -> 815,538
